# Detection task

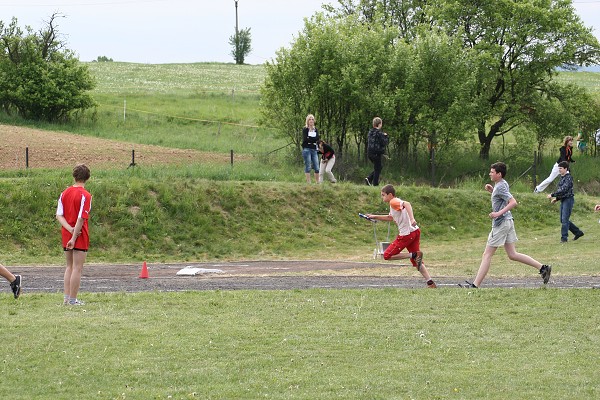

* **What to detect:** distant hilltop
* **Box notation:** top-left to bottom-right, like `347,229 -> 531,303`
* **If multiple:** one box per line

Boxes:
556,64 -> 600,72
579,65 -> 600,72
563,65 -> 600,72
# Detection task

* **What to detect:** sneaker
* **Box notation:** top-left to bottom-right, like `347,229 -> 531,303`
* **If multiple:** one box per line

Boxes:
427,281 -> 437,289
539,265 -> 552,284
458,280 -> 477,288
365,177 -> 372,186
573,232 -> 584,241
561,239 -> 568,243
69,299 -> 86,306
412,251 -> 423,271
10,275 -> 21,299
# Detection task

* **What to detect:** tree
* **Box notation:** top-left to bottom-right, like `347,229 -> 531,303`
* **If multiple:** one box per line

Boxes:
429,0 -> 600,158
327,0 -> 600,159
261,12 -> 476,174
526,82 -> 600,153
391,30 -> 477,167
325,0 -> 431,41
0,14 -> 96,121
261,14 -> 398,161
229,27 -> 252,64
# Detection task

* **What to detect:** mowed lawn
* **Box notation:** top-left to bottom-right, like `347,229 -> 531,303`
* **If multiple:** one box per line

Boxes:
1,289 -> 599,399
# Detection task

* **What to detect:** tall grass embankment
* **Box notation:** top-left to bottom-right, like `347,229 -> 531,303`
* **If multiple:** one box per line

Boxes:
1,171 -> 599,275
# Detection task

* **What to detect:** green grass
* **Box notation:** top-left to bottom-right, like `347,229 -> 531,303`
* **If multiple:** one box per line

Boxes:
1,63 -> 600,399
1,170 -> 599,275
0,62 -> 282,156
1,289 -> 599,399
87,62 -> 266,95
1,63 -> 599,186
554,71 -> 600,95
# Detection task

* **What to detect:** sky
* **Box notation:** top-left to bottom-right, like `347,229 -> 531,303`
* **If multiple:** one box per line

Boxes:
1,0 -> 600,65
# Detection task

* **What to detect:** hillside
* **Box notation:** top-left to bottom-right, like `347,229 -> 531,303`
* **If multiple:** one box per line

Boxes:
1,167 -> 597,267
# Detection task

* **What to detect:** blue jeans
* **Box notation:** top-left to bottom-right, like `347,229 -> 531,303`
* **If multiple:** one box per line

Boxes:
302,148 -> 319,173
560,197 -> 582,241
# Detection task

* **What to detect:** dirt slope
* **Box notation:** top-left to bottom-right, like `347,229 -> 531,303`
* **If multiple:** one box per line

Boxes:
0,124 -> 233,170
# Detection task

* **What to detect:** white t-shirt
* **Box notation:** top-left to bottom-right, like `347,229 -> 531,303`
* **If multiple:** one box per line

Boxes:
389,198 -> 418,236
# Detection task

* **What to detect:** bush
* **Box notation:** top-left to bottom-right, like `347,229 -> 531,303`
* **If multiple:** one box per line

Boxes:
0,15 -> 96,121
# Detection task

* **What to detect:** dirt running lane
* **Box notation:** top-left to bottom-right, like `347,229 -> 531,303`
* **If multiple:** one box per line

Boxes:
8,260 -> 600,294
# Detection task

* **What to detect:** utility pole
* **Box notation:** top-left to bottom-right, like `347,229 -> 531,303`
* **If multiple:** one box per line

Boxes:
234,0 -> 239,64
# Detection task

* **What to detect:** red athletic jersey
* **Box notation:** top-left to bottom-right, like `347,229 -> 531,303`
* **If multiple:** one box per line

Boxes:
56,185 -> 92,250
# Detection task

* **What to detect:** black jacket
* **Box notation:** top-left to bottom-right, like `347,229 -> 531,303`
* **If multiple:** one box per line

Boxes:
557,145 -> 574,164
320,142 -> 335,161
551,173 -> 574,200
302,127 -> 320,150
367,128 -> 388,155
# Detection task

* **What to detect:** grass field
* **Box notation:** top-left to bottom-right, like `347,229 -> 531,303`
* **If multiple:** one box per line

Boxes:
2,289 -> 599,399
1,63 -> 600,399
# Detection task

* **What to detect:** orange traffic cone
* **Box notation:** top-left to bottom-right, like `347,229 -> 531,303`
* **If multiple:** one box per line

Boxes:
139,261 -> 149,279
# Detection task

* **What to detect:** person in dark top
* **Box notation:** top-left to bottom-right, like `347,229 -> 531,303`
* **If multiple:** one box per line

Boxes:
301,114 -> 320,184
548,161 -> 584,243
318,139 -> 337,183
535,136 -> 575,193
365,117 -> 389,186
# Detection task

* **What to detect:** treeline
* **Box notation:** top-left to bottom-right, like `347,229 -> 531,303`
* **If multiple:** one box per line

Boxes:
261,0 -> 600,165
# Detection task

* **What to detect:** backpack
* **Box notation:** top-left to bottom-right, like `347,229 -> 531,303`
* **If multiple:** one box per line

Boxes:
368,129 -> 385,154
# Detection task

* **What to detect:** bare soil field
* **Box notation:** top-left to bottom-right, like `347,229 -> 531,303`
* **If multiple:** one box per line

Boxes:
0,124 -> 235,170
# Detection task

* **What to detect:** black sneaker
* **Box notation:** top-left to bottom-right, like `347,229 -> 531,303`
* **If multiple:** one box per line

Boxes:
573,232 -> 584,241
365,178 -> 372,186
539,265 -> 552,284
458,280 -> 477,288
10,275 -> 21,299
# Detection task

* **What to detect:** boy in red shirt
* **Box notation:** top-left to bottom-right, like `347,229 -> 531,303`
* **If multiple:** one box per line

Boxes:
56,164 -> 92,306
367,184 -> 437,288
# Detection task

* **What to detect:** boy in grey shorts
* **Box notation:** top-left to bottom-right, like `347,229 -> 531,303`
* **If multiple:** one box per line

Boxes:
460,162 -> 551,288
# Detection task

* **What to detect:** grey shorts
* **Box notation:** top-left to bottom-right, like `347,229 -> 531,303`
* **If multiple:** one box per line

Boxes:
487,219 -> 518,247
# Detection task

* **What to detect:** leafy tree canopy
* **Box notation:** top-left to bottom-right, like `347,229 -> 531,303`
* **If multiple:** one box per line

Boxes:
325,0 -> 600,158
0,14 -> 96,122
229,27 -> 252,64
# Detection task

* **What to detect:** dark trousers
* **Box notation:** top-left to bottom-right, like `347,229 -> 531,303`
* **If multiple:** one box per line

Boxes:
367,153 -> 383,186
